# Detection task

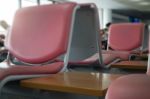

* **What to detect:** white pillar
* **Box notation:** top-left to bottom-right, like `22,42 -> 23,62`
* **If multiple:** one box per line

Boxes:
98,8 -> 103,29
103,9 -> 112,28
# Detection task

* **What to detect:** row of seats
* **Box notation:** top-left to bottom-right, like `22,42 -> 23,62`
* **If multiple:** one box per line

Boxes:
0,2 -> 149,99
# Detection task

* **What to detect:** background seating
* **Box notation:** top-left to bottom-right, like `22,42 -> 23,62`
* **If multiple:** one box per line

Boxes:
102,23 -> 145,68
105,37 -> 150,99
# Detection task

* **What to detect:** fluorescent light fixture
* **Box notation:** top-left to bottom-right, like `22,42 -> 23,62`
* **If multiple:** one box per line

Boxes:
130,0 -> 141,2
138,1 -> 150,6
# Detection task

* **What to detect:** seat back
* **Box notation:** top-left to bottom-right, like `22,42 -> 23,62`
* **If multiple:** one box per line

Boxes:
68,4 -> 102,64
108,23 -> 145,51
5,3 -> 77,67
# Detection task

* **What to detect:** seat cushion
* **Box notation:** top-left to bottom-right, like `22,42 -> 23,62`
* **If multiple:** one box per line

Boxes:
102,53 -> 118,65
68,50 -> 130,66
102,50 -> 130,60
0,62 -> 63,80
68,53 -> 99,65
68,53 -> 118,66
106,74 -> 150,99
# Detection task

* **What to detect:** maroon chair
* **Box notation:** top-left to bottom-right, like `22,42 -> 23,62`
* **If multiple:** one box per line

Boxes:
105,43 -> 150,99
108,23 -> 144,51
101,23 -> 145,68
0,2 -> 78,92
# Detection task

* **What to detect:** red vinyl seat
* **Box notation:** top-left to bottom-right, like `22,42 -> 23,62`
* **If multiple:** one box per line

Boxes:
0,2 -> 78,91
108,23 -> 144,51
102,23 -> 145,68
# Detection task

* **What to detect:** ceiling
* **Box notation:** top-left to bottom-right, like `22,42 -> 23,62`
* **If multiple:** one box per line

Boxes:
113,0 -> 150,11
112,9 -> 150,20
106,0 -> 150,20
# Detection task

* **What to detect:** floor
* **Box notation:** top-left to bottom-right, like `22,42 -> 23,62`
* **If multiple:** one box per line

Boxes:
1,81 -> 103,99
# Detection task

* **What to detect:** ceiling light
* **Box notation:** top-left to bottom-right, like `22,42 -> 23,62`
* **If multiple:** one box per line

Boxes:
130,0 -> 141,2
138,2 -> 150,6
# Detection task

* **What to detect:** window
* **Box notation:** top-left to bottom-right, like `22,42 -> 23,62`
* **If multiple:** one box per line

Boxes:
0,0 -> 18,34
22,0 -> 38,7
40,0 -> 52,5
